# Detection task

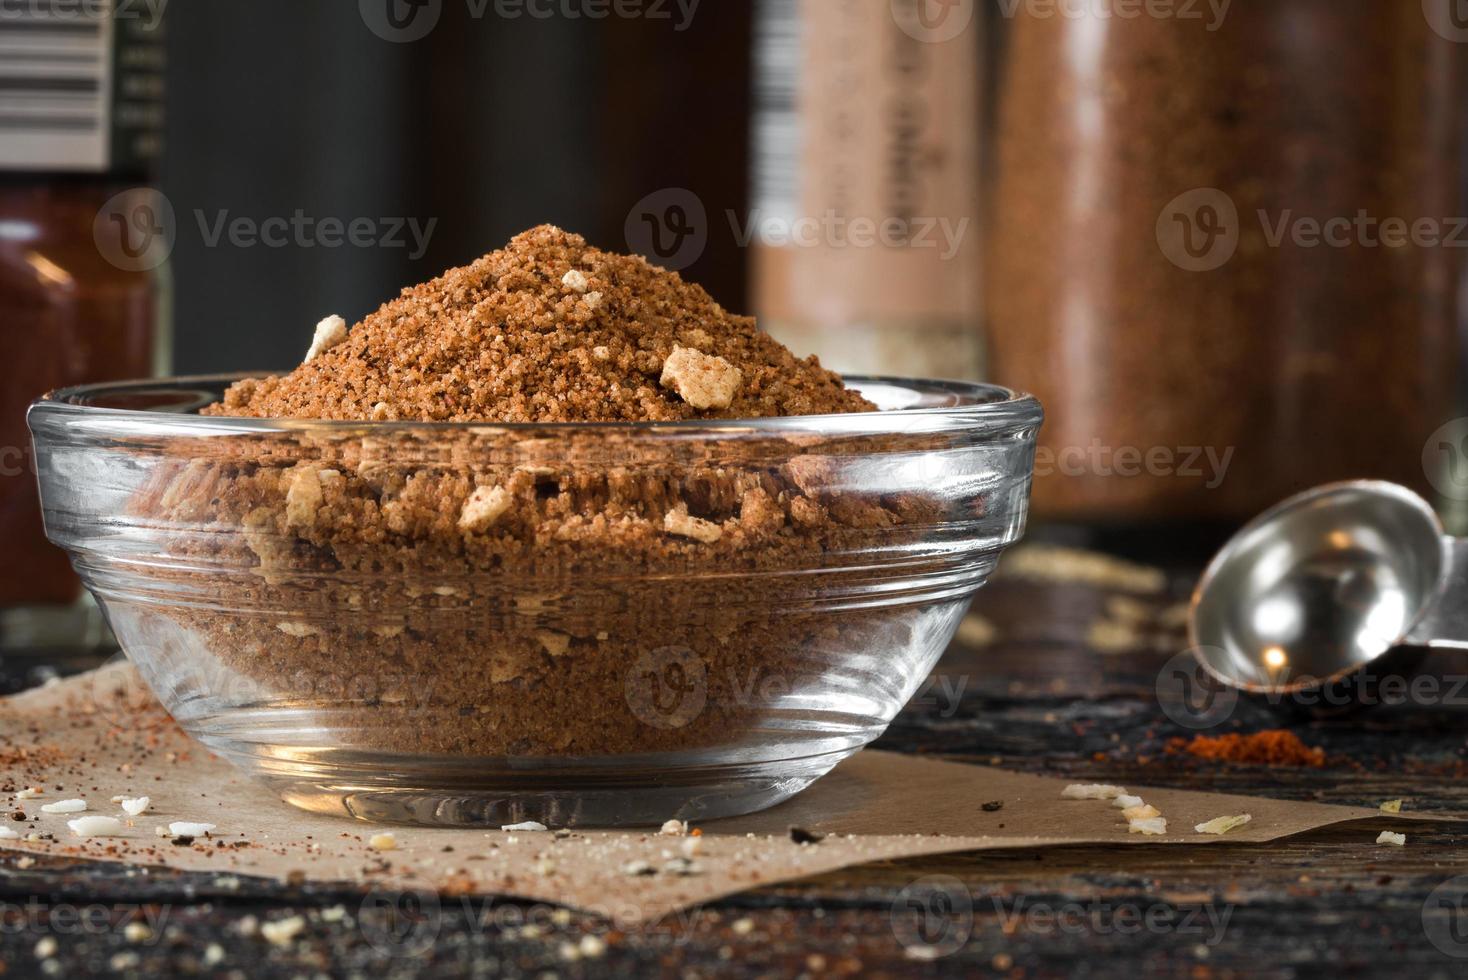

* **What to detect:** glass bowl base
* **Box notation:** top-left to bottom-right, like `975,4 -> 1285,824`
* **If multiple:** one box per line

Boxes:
207,742 -> 864,827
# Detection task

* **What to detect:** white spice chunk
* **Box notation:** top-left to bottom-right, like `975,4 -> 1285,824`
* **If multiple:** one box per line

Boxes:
123,921 -> 152,943
41,799 -> 87,814
1061,784 -> 1128,801
659,345 -> 742,410
304,315 -> 348,363
591,345 -> 611,361
120,797 -> 149,816
369,832 -> 397,851
659,819 -> 687,836
1121,804 -> 1162,822
561,269 -> 590,293
1128,817 -> 1168,836
583,290 -> 603,310
662,856 -> 701,876
1376,831 -> 1406,847
276,622 -> 320,638
68,816 -> 124,837
285,466 -> 323,528
459,485 -> 513,533
0,826 -> 19,840
1195,814 -> 1252,835
169,821 -> 217,837
1112,794 -> 1145,809
15,788 -> 40,800
664,505 -> 722,544
536,631 -> 571,657
261,915 -> 307,946
501,821 -> 549,832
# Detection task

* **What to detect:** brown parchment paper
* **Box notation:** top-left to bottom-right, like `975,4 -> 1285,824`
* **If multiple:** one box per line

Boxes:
0,665 -> 1452,924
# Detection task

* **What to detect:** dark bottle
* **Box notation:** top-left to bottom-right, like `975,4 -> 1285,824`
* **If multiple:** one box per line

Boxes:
1,3 -> 170,649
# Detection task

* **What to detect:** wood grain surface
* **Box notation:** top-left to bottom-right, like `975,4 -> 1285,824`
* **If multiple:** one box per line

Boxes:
3,543 -> 1467,978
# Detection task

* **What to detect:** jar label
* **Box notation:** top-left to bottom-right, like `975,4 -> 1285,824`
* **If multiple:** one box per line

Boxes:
749,0 -> 981,365
0,0 -> 165,176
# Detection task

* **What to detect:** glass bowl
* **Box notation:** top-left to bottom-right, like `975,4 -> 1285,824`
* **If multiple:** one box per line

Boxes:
29,375 -> 1042,827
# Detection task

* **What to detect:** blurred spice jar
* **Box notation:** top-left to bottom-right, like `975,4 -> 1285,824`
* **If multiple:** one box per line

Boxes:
0,185 -> 164,607
985,2 -> 1464,523
0,6 -> 169,646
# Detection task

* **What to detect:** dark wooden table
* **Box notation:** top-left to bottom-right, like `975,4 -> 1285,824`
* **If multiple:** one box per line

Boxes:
4,538 -> 1468,978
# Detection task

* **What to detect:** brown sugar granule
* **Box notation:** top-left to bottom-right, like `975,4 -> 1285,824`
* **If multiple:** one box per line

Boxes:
1170,731 -> 1327,768
205,225 -> 873,424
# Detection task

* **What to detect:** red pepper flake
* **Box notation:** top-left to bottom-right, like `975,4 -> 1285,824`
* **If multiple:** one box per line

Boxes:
1170,730 -> 1326,767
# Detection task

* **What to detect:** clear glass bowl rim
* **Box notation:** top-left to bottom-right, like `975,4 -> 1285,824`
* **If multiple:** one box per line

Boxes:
29,373 -> 1044,438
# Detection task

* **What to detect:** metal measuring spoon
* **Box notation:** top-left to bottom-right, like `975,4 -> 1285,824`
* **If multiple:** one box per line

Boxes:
1189,481 -> 1468,702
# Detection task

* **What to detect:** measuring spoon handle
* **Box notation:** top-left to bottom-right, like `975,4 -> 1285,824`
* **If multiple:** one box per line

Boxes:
1403,536 -> 1468,649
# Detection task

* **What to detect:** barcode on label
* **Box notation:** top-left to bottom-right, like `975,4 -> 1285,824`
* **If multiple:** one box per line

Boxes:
0,0 -> 113,170
751,0 -> 801,224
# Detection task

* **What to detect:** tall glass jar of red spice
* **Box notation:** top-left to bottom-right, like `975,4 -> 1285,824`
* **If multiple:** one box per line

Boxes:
984,2 -> 1464,527
0,5 -> 170,649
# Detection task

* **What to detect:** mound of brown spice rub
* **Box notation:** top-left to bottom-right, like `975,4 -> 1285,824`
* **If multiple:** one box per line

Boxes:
207,224 -> 872,423
139,228 -> 948,760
